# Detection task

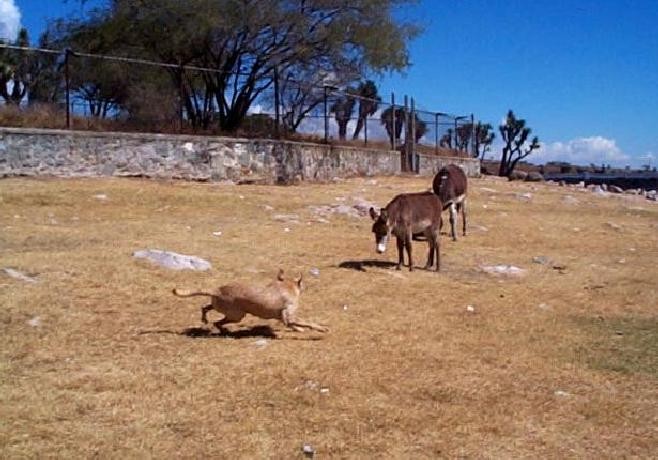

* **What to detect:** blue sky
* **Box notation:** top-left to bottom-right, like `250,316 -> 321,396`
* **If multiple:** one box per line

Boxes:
3,0 -> 658,167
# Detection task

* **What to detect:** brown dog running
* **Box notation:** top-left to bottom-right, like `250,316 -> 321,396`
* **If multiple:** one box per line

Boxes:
172,269 -> 328,333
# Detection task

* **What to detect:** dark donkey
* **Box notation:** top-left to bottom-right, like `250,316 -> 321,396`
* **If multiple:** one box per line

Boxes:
432,164 -> 468,241
369,192 -> 443,271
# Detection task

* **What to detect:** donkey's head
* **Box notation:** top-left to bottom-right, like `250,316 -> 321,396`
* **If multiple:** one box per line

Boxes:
369,207 -> 391,253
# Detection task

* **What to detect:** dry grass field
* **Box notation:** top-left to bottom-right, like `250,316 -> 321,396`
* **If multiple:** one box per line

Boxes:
1,174 -> 657,458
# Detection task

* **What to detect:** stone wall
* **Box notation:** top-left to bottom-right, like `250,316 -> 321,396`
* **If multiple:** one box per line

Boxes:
0,127 -> 479,183
417,153 -> 480,178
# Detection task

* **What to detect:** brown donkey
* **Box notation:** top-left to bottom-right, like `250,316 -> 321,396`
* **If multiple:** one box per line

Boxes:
369,192 -> 443,271
432,164 -> 468,241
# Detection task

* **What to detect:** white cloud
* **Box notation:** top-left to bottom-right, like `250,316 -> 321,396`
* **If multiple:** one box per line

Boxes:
0,0 -> 21,42
533,136 -> 633,167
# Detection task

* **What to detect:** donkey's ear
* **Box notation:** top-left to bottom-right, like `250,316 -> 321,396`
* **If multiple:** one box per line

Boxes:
380,209 -> 388,221
277,268 -> 285,281
369,207 -> 378,221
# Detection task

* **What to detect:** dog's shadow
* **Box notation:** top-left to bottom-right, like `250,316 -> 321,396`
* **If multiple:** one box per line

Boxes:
338,259 -> 398,272
182,325 -> 277,339
139,325 -> 323,341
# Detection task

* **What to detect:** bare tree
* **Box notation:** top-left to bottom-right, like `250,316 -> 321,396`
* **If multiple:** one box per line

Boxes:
498,110 -> 540,176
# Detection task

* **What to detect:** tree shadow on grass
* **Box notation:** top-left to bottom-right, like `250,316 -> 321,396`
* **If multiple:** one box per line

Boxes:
338,259 -> 398,272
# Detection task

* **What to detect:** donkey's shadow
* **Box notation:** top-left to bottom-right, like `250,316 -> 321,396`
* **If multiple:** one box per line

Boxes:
338,259 -> 398,272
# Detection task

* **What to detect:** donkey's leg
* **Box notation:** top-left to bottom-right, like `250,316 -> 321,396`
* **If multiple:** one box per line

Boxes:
424,230 -> 434,269
449,203 -> 458,241
461,199 -> 467,236
433,230 -> 441,271
405,231 -> 414,271
394,237 -> 404,270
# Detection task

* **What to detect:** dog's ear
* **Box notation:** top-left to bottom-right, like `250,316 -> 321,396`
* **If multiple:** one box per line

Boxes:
277,268 -> 285,281
296,273 -> 303,290
369,207 -> 378,221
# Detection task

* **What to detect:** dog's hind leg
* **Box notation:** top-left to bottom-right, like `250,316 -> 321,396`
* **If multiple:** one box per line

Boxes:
213,316 -> 240,334
201,304 -> 213,324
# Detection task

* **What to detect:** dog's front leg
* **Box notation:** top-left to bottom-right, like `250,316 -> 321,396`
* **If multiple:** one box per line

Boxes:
282,307 -> 305,332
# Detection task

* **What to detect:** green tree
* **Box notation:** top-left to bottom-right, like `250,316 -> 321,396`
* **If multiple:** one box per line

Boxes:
330,90 -> 356,141
63,0 -> 419,131
498,110 -> 540,176
27,31 -> 65,105
439,129 -> 453,148
413,114 -> 427,143
380,105 -> 404,144
473,122 -> 495,160
352,80 -> 380,140
0,28 -> 30,105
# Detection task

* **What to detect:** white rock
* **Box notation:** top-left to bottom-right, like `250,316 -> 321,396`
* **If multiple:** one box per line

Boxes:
132,249 -> 211,271
284,227 -> 291,232
253,339 -> 269,347
517,192 -> 533,201
3,268 -> 37,283
212,231 -> 222,236
309,267 -> 320,277
591,185 -> 607,196
554,390 -> 570,397
27,316 -> 41,327
94,194 -> 108,200
466,305 -> 475,313
480,265 -> 526,277
273,214 -> 299,222
302,444 -> 315,457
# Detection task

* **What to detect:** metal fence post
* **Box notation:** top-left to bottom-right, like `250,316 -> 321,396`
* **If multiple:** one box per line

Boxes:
178,65 -> 184,133
390,93 -> 396,151
434,112 -> 439,155
273,65 -> 280,139
64,48 -> 72,129
323,86 -> 329,144
411,97 -> 417,173
404,95 -> 409,171
470,113 -> 475,158
364,102 -> 368,146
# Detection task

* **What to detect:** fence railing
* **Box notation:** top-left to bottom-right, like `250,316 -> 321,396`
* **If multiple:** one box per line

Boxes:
0,44 -> 477,165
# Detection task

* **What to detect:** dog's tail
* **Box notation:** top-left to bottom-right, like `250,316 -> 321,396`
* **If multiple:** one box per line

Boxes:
172,288 -> 214,298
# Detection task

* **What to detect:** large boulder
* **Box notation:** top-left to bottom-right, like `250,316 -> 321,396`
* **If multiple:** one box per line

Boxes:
507,170 -> 528,181
133,249 -> 212,271
524,171 -> 545,182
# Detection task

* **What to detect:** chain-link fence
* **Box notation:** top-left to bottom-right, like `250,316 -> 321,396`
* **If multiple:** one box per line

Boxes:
1,44 -> 477,161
